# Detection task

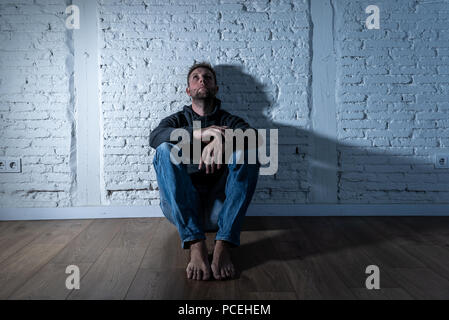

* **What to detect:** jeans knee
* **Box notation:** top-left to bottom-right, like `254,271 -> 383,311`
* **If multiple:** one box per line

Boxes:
154,142 -> 172,168
156,142 -> 175,155
155,142 -> 177,160
155,142 -> 187,170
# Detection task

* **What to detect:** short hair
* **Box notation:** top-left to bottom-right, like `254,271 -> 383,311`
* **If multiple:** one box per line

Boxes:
187,62 -> 217,86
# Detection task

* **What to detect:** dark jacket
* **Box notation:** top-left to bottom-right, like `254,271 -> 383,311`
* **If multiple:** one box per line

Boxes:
149,98 -> 257,182
149,98 -> 254,149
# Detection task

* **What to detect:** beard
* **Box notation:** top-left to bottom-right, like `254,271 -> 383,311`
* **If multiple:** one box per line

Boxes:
190,87 -> 217,100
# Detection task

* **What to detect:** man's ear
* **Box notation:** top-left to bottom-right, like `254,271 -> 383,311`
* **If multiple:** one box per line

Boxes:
186,87 -> 191,96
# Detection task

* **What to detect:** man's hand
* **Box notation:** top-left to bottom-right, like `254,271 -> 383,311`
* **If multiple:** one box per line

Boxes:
193,125 -> 229,142
199,138 -> 226,174
194,125 -> 229,174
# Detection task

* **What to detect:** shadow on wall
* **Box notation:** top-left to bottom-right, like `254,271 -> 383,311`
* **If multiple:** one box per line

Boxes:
213,64 -> 448,204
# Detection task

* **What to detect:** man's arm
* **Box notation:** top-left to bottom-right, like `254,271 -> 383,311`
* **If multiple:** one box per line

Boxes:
149,114 -> 193,150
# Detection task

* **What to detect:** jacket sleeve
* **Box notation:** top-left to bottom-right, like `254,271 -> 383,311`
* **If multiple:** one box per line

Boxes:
149,114 -> 193,150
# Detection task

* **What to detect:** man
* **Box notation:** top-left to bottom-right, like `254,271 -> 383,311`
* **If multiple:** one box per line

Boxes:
149,62 -> 262,281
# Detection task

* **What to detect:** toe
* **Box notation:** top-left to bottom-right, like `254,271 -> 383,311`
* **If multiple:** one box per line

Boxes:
195,269 -> 202,280
225,267 -> 232,278
186,266 -> 193,279
211,264 -> 221,280
213,269 -> 222,280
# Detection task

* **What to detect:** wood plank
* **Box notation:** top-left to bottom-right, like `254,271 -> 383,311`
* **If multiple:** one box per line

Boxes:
382,267 -> 449,300
205,232 -> 216,256
362,217 -> 449,282
234,218 -> 299,295
106,218 -> 159,249
276,244 -> 323,299
399,245 -> 449,283
351,287 -> 414,300
139,219 -> 190,269
328,217 -> 426,269
9,219 -> 123,299
8,262 -> 92,300
239,217 -> 353,299
318,217 -> 403,289
337,218 -> 449,299
67,218 -> 158,299
51,218 -> 123,264
0,220 -> 57,264
0,220 -> 92,299
360,217 -> 432,246
0,221 -> 18,234
171,272 -> 240,300
125,268 -> 188,300
239,291 -> 297,300
274,217 -> 357,299
30,220 -> 93,245
3,217 -> 449,300
66,247 -> 146,300
185,278 -> 239,300
401,217 -> 449,248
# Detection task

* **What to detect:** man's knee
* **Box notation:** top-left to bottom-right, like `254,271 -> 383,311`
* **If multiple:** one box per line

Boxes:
156,142 -> 180,160
156,142 -> 175,155
155,142 -> 187,168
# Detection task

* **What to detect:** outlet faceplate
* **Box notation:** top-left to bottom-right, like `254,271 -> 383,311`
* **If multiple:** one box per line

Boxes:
435,154 -> 449,169
0,158 -> 22,173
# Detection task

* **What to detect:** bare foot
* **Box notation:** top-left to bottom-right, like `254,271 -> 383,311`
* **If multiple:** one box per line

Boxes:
186,240 -> 212,280
211,240 -> 236,280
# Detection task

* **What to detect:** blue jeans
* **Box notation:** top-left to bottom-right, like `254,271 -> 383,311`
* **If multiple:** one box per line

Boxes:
153,142 -> 260,249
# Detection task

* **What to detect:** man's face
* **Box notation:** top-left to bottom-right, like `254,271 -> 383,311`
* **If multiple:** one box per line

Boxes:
186,67 -> 218,99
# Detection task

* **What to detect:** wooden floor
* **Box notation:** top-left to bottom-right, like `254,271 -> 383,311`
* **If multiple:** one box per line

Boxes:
1,216 -> 449,300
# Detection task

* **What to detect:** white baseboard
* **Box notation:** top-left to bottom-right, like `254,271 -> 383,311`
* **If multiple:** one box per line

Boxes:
0,204 -> 449,221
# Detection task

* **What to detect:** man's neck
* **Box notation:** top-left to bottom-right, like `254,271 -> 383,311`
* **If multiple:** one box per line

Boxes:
191,98 -> 215,116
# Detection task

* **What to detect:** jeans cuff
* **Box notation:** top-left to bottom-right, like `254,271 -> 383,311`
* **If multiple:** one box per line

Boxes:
182,234 -> 206,249
214,234 -> 239,248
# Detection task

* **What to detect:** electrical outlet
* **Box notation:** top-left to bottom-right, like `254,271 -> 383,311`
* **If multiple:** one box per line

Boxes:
0,158 -> 21,173
435,154 -> 449,169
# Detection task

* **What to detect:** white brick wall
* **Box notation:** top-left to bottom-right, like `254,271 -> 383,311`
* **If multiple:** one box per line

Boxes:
334,0 -> 449,203
0,0 -> 74,207
2,0 -> 449,208
98,0 -> 312,205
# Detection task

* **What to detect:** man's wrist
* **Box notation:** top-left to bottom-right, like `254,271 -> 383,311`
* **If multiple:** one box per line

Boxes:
193,128 -> 202,141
